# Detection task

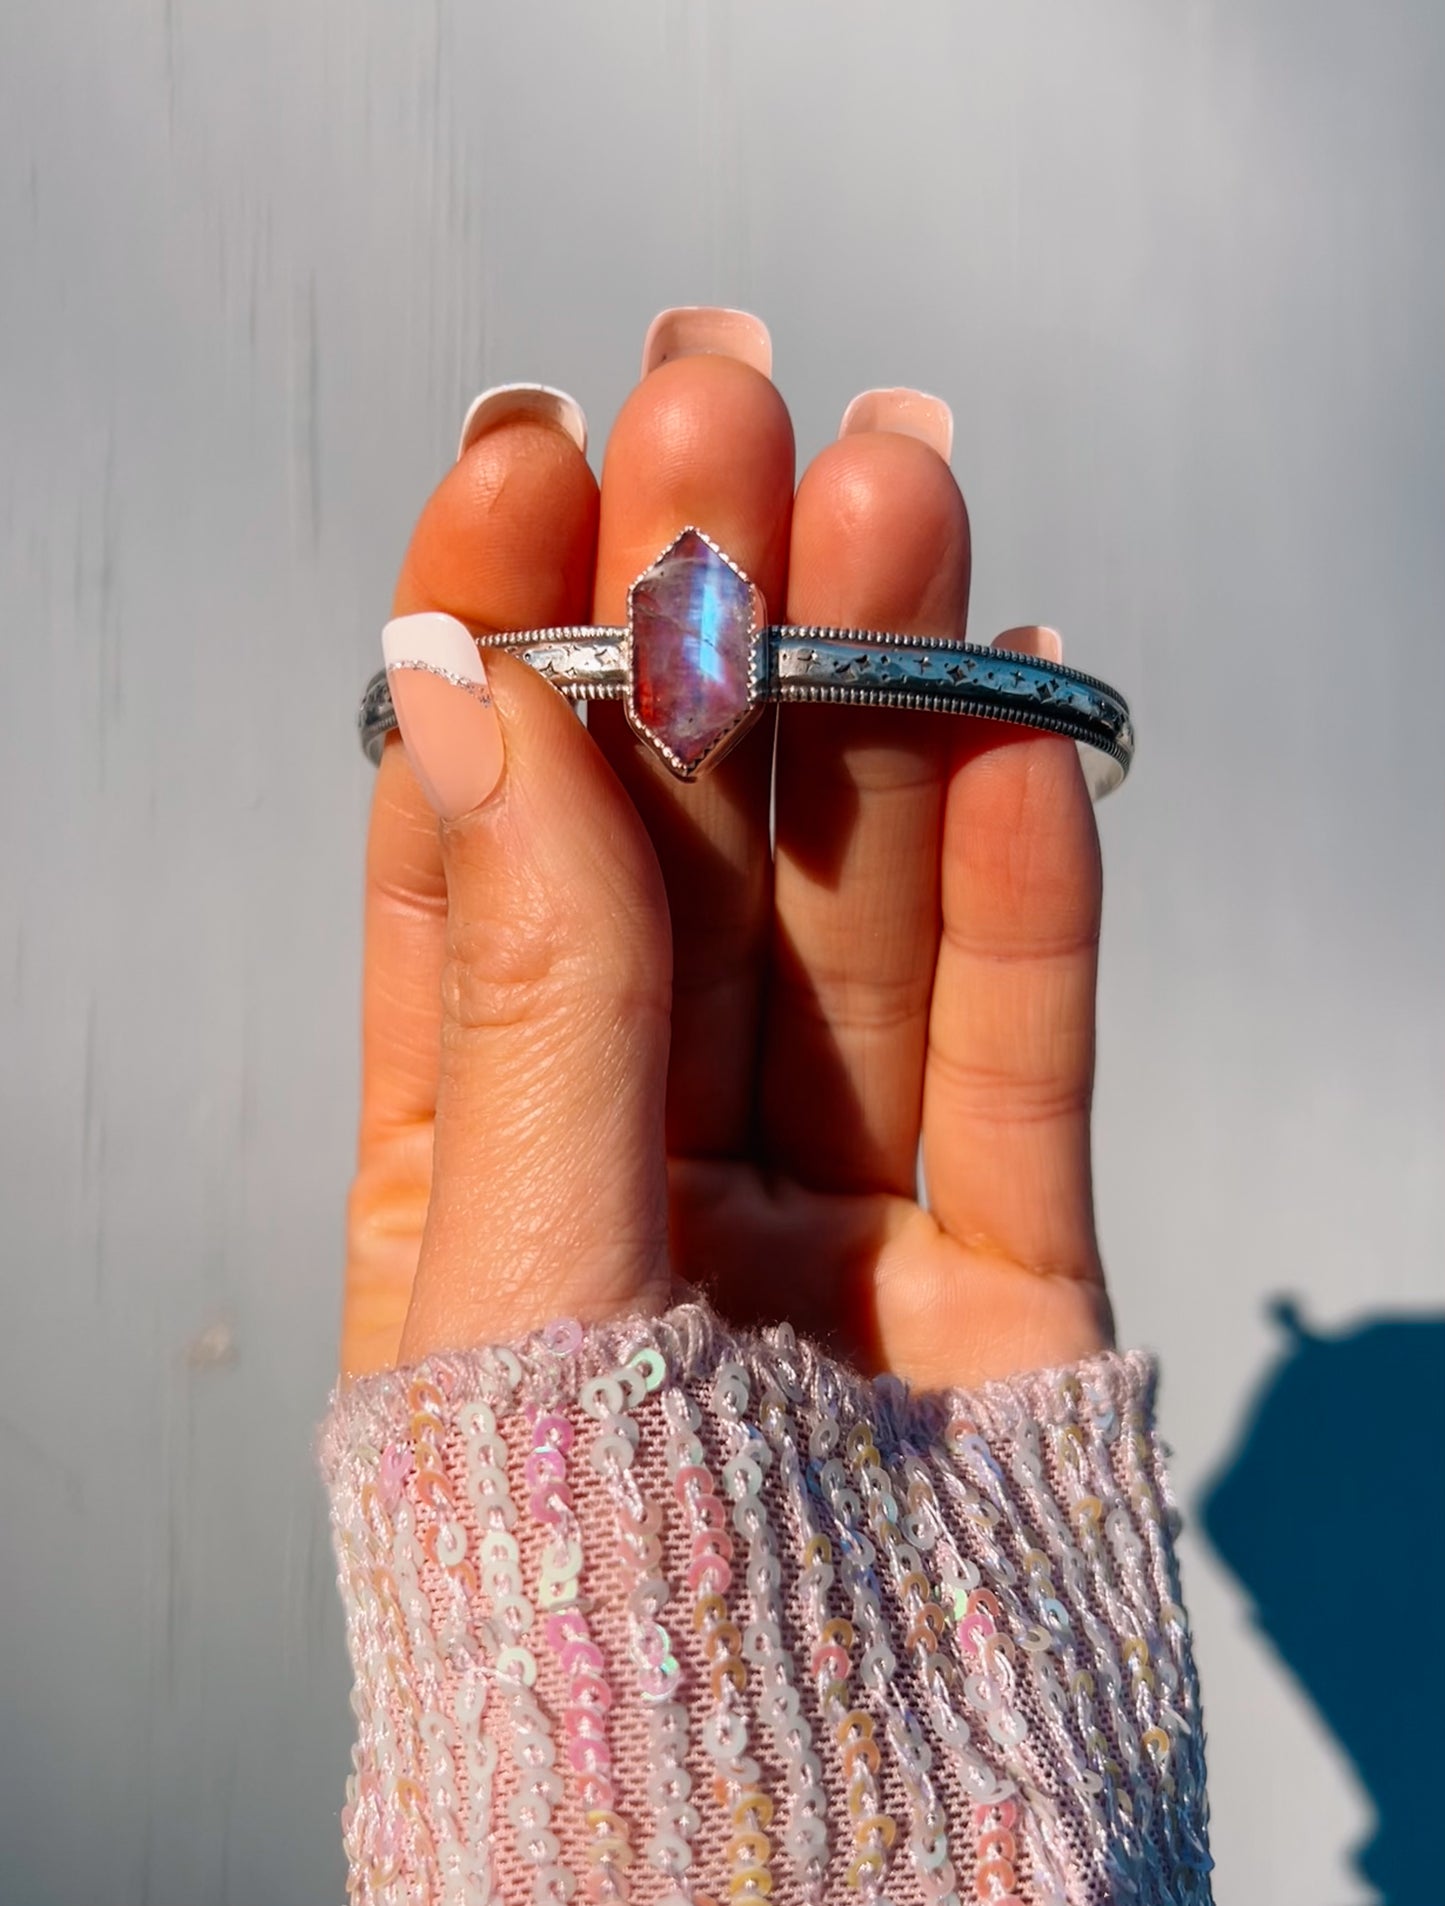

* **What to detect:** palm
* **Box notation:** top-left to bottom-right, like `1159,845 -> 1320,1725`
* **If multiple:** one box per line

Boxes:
645,701 -> 1110,1391
670,1168 -> 1107,1395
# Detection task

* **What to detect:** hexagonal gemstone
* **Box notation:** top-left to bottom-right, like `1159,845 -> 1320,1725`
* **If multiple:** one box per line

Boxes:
629,530 -> 760,775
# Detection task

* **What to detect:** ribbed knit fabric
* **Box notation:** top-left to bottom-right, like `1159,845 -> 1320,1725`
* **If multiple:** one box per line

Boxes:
319,1302 -> 1214,1905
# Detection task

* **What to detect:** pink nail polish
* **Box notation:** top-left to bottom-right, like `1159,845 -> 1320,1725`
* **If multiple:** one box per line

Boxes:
383,614 -> 505,819
641,307 -> 772,379
838,387 -> 954,462
992,625 -> 1064,665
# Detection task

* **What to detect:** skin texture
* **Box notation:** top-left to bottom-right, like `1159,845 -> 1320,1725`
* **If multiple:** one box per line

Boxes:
342,324 -> 1114,1393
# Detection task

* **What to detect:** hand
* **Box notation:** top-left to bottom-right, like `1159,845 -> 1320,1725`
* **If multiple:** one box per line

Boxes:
341,308 -> 1113,1392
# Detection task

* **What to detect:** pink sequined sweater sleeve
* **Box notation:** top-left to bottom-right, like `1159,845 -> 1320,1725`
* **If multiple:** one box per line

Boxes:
319,1301 -> 1214,1905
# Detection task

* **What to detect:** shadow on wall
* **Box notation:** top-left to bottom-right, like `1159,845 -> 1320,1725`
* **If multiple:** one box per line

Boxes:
1201,1303 -> 1445,1906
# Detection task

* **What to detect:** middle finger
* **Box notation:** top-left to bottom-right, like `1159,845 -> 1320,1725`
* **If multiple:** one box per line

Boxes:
589,310 -> 795,1162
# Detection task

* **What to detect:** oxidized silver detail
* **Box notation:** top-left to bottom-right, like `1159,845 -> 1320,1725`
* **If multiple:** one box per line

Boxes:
360,628 -> 1128,792
361,612 -> 1134,795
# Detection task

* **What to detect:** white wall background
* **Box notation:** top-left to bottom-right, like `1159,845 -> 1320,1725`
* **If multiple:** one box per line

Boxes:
3,2 -> 1441,1901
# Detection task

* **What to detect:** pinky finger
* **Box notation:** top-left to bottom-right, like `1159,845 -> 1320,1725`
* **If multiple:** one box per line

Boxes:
919,626 -> 1112,1357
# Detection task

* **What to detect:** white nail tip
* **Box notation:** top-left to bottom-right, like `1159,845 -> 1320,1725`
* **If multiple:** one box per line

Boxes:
383,613 -> 486,684
456,384 -> 588,462
641,307 -> 773,379
838,388 -> 954,462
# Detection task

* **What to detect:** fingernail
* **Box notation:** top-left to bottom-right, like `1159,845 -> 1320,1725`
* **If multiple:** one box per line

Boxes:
838,387 -> 954,462
383,613 -> 505,819
992,625 -> 1065,665
641,306 -> 772,379
457,384 -> 588,463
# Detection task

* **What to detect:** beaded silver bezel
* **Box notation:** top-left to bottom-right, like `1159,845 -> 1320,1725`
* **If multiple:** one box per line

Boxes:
622,525 -> 770,782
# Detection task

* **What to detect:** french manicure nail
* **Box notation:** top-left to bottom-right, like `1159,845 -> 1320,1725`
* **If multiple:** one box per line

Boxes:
456,384 -> 588,464
992,625 -> 1065,665
641,307 -> 772,379
383,613 -> 505,819
838,387 -> 954,462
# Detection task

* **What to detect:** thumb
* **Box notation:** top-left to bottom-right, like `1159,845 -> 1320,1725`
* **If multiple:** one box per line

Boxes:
381,614 -> 673,1361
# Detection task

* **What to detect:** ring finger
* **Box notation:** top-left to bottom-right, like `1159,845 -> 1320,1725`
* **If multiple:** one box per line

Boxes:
759,389 -> 967,1212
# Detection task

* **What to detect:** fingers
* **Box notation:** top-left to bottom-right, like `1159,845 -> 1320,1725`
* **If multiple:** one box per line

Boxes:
760,393 -> 967,1195
587,310 -> 795,1164
921,645 -> 1110,1344
342,393 -> 598,1377
385,628 -> 673,1363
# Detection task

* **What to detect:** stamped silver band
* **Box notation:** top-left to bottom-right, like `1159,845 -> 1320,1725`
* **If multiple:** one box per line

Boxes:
359,630 -> 1133,798
359,527 -> 1135,798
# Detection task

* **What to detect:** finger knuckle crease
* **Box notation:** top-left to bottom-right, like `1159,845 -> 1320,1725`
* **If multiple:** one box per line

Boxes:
776,965 -> 933,1035
927,1045 -> 1091,1125
941,921 -> 1098,966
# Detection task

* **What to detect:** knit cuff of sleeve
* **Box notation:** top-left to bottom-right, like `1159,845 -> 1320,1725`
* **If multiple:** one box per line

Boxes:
319,1300 -> 1214,1906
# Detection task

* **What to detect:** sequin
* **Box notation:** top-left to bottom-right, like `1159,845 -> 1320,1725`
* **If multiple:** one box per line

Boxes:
581,1376 -> 628,1420
628,1347 -> 668,1392
529,1325 -> 577,1364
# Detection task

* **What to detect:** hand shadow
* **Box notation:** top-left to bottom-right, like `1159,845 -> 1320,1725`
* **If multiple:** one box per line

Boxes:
1200,1301 -> 1445,1906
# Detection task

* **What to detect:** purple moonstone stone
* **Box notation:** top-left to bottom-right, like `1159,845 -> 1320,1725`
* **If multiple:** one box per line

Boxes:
629,529 -> 761,775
